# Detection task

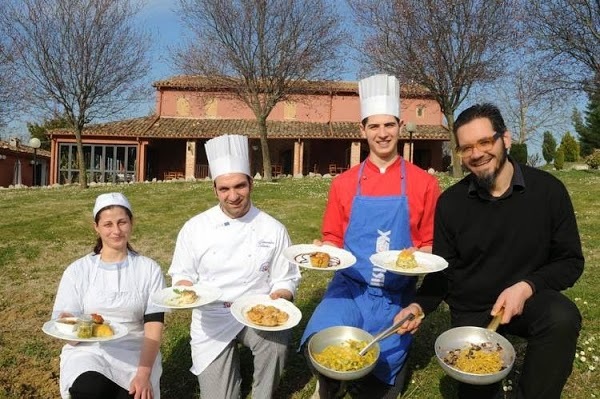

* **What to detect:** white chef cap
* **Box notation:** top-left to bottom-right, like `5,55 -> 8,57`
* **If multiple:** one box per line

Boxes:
358,74 -> 401,120
205,134 -> 251,180
93,192 -> 132,219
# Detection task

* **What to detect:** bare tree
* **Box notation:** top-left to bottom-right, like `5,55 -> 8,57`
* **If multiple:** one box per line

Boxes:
0,2 -> 21,127
527,0 -> 600,95
487,53 -> 575,146
349,0 -> 520,176
3,0 -> 151,187
175,0 -> 346,180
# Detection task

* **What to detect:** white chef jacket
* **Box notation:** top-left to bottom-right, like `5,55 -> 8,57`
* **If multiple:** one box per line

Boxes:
52,252 -> 167,399
168,204 -> 301,375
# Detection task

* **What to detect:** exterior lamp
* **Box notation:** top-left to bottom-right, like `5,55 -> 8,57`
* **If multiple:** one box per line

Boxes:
405,122 -> 417,163
29,137 -> 41,186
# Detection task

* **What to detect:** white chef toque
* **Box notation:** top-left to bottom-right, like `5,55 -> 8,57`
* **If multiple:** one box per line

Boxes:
93,192 -> 132,219
205,134 -> 251,180
358,74 -> 401,120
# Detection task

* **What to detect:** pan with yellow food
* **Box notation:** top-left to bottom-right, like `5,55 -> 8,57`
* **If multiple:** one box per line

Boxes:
434,311 -> 515,385
308,326 -> 380,380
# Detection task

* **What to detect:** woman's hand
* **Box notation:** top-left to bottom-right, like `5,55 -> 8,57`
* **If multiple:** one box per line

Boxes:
129,371 -> 153,399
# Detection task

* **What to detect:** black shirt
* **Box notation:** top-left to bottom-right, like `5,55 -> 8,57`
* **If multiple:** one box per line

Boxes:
417,161 -> 584,314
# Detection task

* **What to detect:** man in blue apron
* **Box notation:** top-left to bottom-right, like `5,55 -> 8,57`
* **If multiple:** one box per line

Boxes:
300,74 -> 441,398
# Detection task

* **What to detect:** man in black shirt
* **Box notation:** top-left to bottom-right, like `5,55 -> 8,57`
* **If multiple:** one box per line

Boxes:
394,103 -> 584,398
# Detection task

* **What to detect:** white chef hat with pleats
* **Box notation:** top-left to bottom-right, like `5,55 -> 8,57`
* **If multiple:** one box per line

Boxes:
205,134 -> 250,180
358,74 -> 401,120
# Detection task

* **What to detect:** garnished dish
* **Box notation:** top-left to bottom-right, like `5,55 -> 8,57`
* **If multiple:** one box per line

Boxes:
443,342 -> 505,374
246,304 -> 290,327
282,244 -> 356,271
395,249 -> 418,269
312,339 -> 377,372
151,285 -> 222,309
370,250 -> 448,276
309,251 -> 331,268
230,294 -> 302,331
167,288 -> 200,306
44,312 -> 126,342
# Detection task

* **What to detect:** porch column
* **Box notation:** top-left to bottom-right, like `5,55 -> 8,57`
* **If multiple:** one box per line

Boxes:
138,141 -> 147,182
293,140 -> 304,175
350,141 -> 361,167
185,140 -> 197,179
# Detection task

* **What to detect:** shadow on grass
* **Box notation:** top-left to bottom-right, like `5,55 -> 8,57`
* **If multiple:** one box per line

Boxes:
161,334 -> 199,399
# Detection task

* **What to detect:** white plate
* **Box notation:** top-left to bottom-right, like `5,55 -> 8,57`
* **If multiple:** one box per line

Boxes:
230,294 -> 302,331
151,284 -> 223,309
283,244 -> 356,271
370,251 -> 448,275
42,320 -> 128,342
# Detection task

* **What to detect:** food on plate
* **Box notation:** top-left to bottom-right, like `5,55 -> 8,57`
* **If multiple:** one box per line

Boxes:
245,304 -> 289,327
92,323 -> 114,337
309,251 -> 331,268
73,313 -> 115,338
167,288 -> 199,306
313,339 -> 376,372
54,317 -> 79,335
443,342 -> 505,374
394,249 -> 418,269
90,313 -> 104,324
76,321 -> 94,338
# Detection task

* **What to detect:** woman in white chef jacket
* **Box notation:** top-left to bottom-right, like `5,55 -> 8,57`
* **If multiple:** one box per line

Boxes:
52,192 -> 167,399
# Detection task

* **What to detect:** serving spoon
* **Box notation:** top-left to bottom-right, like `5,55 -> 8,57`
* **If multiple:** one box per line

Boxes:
359,312 -> 419,356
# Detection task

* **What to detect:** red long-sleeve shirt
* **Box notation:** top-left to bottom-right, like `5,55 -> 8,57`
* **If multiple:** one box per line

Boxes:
322,157 -> 441,249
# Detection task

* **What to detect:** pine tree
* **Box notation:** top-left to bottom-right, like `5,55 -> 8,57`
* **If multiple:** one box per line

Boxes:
574,92 -> 600,157
541,131 -> 557,164
560,132 -> 579,162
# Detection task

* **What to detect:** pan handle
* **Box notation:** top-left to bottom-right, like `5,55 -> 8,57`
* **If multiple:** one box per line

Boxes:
486,309 -> 504,332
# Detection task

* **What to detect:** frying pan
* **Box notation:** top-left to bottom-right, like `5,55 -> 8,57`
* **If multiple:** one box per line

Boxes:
434,311 -> 516,385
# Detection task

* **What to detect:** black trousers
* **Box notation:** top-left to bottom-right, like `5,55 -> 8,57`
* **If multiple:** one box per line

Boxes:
69,371 -> 132,399
452,290 -> 581,399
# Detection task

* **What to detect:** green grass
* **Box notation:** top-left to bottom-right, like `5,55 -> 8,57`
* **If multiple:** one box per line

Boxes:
0,171 -> 598,398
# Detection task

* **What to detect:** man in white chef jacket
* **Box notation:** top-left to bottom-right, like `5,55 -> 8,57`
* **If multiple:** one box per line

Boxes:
168,134 -> 301,399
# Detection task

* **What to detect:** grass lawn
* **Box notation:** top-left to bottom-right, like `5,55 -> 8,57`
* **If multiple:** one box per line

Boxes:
0,170 -> 598,398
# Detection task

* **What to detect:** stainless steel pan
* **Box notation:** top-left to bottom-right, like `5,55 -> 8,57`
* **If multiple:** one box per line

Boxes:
434,311 -> 516,385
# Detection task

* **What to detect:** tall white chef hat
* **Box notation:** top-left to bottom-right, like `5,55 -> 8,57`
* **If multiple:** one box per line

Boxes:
93,192 -> 132,219
358,74 -> 400,120
205,134 -> 251,180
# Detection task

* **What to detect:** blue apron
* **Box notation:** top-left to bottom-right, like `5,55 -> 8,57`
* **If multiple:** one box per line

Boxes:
301,159 -> 416,384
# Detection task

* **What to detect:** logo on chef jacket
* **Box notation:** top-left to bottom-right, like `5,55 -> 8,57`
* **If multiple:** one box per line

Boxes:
257,239 -> 274,248
376,230 -> 391,252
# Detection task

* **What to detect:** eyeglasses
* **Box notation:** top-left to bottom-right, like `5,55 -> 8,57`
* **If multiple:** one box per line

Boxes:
455,131 -> 503,158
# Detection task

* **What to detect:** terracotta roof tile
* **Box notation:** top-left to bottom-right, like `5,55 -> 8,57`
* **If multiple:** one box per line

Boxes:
0,139 -> 51,158
50,117 -> 449,141
152,75 -> 432,98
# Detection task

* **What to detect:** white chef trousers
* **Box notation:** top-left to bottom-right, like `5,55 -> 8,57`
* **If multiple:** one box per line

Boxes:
197,326 -> 291,398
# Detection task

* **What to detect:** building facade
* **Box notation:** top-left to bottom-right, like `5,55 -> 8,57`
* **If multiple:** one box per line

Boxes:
48,76 -> 449,184
0,138 -> 50,187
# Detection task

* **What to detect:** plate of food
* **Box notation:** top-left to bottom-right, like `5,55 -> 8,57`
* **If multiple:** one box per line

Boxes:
151,284 -> 223,309
230,294 -> 302,331
369,249 -> 448,275
42,313 -> 128,342
283,244 -> 356,271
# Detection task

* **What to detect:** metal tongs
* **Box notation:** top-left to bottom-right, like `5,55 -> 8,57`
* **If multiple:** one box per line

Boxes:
359,312 -> 421,356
